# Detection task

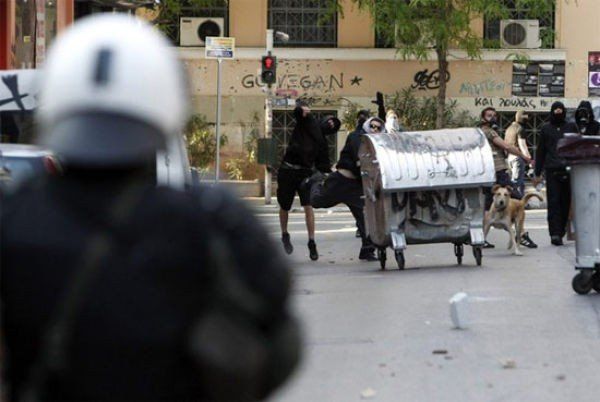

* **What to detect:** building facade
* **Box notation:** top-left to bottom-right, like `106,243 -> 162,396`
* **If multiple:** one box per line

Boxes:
177,0 -> 599,175
2,0 -> 600,179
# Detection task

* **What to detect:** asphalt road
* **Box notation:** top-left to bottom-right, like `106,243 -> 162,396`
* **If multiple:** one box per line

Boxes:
253,207 -> 600,402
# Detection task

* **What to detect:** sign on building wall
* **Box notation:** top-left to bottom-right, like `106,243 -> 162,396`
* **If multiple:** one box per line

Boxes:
205,37 -> 235,59
512,61 -> 565,98
588,52 -> 600,97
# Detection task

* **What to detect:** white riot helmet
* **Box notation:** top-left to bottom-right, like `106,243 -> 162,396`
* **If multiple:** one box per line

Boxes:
37,14 -> 189,167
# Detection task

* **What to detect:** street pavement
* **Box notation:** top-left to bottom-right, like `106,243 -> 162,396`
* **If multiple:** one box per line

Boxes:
250,205 -> 600,402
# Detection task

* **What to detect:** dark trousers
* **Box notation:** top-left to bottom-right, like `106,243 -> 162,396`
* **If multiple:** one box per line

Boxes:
545,168 -> 571,237
508,156 -> 526,198
310,172 -> 372,249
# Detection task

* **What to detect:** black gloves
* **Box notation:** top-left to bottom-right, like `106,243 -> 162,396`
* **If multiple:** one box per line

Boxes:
372,92 -> 386,120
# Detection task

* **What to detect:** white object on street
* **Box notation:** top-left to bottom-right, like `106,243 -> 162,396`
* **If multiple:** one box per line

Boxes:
500,358 -> 517,369
449,292 -> 469,329
360,387 -> 377,399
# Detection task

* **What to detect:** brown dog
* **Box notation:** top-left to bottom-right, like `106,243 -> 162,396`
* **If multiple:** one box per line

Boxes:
484,185 -> 543,256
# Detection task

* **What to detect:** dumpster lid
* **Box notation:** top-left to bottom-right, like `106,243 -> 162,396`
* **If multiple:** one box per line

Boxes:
558,134 -> 600,164
360,128 -> 495,191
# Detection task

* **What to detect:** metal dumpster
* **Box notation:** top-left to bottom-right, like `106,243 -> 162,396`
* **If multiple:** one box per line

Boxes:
359,128 -> 496,270
557,134 -> 600,294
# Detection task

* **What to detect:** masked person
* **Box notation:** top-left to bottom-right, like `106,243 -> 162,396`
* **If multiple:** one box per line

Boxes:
533,101 -> 578,246
574,100 -> 600,135
277,101 -> 331,261
316,114 -> 341,172
479,107 -> 533,248
356,109 -> 371,128
504,110 -> 537,248
308,116 -> 387,262
1,15 -> 300,401
351,109 -> 371,238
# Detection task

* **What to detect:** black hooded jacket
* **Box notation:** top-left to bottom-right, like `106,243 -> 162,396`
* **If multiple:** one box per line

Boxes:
335,122 -> 366,179
281,107 -> 331,172
535,101 -> 578,176
574,100 -> 600,135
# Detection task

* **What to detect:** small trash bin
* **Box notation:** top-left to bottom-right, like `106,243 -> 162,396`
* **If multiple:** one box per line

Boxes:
557,134 -> 600,294
359,128 -> 495,270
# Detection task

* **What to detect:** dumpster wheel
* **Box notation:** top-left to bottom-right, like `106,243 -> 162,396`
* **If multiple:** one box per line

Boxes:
573,272 -> 593,295
394,250 -> 405,270
454,244 -> 464,265
473,246 -> 483,266
378,248 -> 387,270
593,272 -> 600,293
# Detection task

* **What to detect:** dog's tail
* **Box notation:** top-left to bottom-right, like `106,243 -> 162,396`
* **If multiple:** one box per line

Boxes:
522,192 -> 543,205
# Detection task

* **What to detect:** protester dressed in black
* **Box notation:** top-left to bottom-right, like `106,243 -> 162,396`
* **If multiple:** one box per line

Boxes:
310,116 -> 387,261
574,100 -> 600,135
277,102 -> 333,260
533,101 -> 578,245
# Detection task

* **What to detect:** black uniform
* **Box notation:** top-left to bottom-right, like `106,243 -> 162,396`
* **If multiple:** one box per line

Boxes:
574,100 -> 600,135
535,101 -> 578,238
310,118 -> 385,256
277,107 -> 331,211
1,171 -> 300,401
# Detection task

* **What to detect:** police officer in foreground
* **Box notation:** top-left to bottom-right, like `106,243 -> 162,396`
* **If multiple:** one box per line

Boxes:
1,15 -> 300,401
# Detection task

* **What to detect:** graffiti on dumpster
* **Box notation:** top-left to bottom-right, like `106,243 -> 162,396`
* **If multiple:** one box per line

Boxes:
394,190 -> 467,224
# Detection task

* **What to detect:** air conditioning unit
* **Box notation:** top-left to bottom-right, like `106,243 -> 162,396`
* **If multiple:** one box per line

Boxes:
180,17 -> 224,47
500,19 -> 541,49
394,22 -> 434,48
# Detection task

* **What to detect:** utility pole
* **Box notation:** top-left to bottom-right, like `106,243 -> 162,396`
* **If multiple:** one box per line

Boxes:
215,57 -> 223,183
264,29 -> 274,204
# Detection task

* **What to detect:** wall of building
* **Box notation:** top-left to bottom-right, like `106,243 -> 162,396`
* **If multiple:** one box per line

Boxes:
0,0 -> 73,70
0,0 -> 15,69
337,0 -> 373,48
557,0 -> 600,98
229,0 -> 267,47
184,57 -> 512,100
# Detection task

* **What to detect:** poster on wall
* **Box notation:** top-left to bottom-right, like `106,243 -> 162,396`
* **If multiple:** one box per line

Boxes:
512,61 -> 564,97
588,52 -> 600,97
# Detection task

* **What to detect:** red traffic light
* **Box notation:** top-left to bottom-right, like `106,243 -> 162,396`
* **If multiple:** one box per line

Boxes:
261,54 -> 277,85
263,57 -> 274,69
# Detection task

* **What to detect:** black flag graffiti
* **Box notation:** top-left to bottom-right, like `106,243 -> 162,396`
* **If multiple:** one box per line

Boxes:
0,74 -> 29,110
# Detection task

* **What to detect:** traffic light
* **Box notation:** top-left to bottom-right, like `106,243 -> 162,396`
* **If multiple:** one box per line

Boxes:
261,53 -> 277,86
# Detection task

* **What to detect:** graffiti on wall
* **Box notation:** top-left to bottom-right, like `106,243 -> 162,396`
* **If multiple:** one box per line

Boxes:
0,74 -> 28,111
241,73 -> 349,92
459,79 -> 507,96
471,97 -> 553,110
411,69 -> 451,90
295,96 -> 354,108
